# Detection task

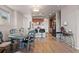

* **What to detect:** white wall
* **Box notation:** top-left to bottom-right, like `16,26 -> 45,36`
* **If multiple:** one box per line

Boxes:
56,11 -> 61,40
12,11 -> 17,28
23,14 -> 32,32
16,11 -> 24,28
61,6 -> 78,48
0,5 -> 14,41
76,6 -> 79,49
11,10 -> 24,29
43,18 -> 49,32
0,6 -> 24,41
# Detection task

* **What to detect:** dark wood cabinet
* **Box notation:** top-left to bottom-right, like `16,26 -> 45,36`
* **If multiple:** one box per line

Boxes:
49,15 -> 56,37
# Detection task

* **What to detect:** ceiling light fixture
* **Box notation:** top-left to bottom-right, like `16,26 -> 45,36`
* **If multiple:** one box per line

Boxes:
32,5 -> 40,12
33,8 -> 39,12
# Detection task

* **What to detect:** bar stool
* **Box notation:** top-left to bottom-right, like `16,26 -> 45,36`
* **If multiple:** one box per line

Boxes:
39,29 -> 45,38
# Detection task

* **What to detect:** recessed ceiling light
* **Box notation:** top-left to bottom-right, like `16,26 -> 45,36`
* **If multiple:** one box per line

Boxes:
33,8 -> 39,12
32,5 -> 41,12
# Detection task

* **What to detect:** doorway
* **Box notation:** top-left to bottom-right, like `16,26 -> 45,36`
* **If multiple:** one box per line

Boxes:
49,15 -> 56,37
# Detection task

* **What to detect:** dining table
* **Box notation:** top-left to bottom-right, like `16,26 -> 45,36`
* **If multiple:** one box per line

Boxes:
8,33 -> 28,52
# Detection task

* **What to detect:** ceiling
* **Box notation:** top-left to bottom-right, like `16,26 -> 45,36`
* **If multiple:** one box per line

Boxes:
7,5 -> 64,18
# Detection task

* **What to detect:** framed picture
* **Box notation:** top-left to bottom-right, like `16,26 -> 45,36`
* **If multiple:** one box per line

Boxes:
0,9 -> 10,25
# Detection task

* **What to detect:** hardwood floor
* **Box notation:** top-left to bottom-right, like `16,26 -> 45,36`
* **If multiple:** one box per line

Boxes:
32,33 -> 76,53
17,33 -> 77,53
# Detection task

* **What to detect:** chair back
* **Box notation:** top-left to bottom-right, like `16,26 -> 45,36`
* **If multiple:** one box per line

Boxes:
28,30 -> 36,39
10,29 -> 17,34
39,29 -> 45,33
35,29 -> 38,33
0,32 -> 3,42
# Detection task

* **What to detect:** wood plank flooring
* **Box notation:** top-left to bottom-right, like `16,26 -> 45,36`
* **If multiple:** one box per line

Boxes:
32,33 -> 76,53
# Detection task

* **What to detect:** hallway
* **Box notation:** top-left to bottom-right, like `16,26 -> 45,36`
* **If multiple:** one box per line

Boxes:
0,5 -> 79,53
0,0 -> 79,59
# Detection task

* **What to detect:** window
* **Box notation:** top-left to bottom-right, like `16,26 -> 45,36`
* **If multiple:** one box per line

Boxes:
0,9 -> 10,25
